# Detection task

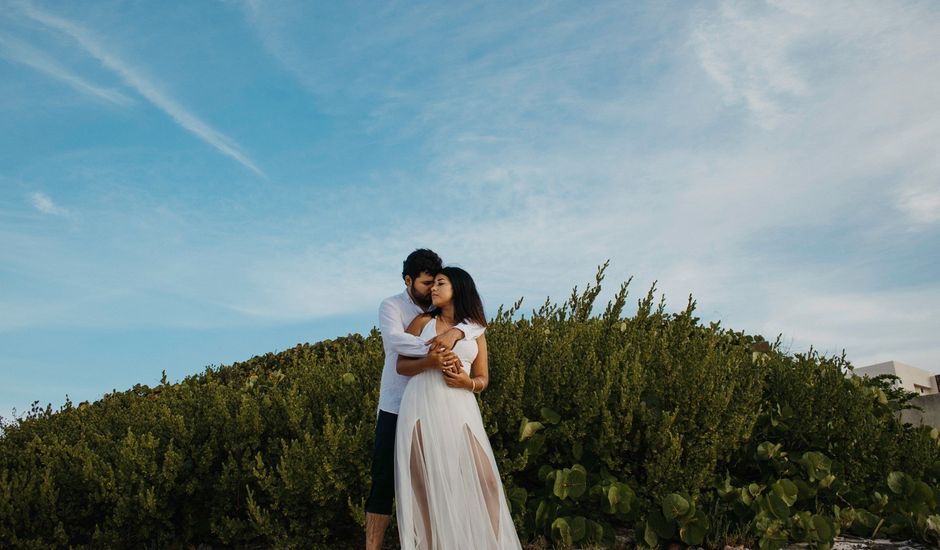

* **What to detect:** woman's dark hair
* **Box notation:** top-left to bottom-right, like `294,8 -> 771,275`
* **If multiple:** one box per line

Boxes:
432,266 -> 487,327
402,249 -> 442,280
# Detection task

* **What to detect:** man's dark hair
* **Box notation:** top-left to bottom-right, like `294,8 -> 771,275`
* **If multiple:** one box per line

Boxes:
402,249 -> 443,280
431,266 -> 487,327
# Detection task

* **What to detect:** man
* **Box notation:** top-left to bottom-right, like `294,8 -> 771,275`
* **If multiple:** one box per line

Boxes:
365,249 -> 485,550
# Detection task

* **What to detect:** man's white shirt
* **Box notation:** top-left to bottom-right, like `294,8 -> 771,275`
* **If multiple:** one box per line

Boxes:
377,290 -> 484,415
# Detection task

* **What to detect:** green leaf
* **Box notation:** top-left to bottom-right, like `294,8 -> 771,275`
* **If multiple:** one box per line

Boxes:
585,519 -> 605,543
679,509 -> 710,546
551,517 -> 572,546
914,480 -> 935,505
648,509 -> 676,539
643,522 -> 659,547
540,407 -> 561,425
812,514 -> 834,542
771,479 -> 798,507
553,467 -> 587,500
800,451 -> 832,481
680,519 -> 707,546
507,487 -> 527,514
572,441 -> 583,461
569,515 -> 587,542
607,484 -> 620,511
537,464 -> 553,482
850,509 -> 880,537
757,441 -> 782,460
535,499 -> 552,529
519,419 -> 544,442
926,514 -> 940,534
526,433 -> 546,455
553,469 -> 566,499
662,493 -> 690,521
560,465 -> 587,500
765,493 -> 790,520
616,482 -> 635,514
793,478 -> 816,500
887,471 -> 914,497
888,472 -> 904,495
876,388 -> 889,405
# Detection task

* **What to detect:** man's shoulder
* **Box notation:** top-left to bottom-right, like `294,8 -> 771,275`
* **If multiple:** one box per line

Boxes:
379,291 -> 412,315
380,291 -> 408,307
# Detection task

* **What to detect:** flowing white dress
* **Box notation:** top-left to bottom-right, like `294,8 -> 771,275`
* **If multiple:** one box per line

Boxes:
395,318 -> 522,550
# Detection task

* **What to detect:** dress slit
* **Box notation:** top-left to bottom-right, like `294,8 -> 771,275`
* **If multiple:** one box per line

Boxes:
411,419 -> 432,549
465,423 -> 501,539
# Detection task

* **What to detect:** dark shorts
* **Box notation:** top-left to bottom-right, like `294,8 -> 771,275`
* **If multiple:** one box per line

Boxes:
365,409 -> 398,515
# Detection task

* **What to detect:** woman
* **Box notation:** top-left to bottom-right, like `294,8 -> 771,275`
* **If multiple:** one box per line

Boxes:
394,267 -> 522,550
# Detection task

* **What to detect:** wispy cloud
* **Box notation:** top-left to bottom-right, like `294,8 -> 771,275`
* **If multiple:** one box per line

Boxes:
16,2 -> 264,176
238,0 -> 940,371
691,0 -> 811,129
897,185 -> 940,227
29,191 -> 66,215
2,1 -> 937,381
0,33 -> 132,106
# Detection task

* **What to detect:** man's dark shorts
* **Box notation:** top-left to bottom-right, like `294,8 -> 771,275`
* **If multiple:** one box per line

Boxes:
365,409 -> 398,515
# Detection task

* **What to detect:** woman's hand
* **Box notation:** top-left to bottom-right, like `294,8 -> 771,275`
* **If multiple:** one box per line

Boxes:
442,365 -> 473,391
428,348 -> 459,371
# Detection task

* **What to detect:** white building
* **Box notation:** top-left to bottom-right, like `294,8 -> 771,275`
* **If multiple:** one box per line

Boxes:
852,360 -> 939,395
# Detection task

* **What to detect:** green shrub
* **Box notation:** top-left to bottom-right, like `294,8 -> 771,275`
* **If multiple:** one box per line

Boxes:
2,264 -> 938,548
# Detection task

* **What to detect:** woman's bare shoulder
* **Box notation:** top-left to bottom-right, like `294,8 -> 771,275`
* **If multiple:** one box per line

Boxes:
405,313 -> 434,335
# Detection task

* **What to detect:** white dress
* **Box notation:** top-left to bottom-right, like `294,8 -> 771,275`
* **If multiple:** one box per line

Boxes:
395,318 -> 522,550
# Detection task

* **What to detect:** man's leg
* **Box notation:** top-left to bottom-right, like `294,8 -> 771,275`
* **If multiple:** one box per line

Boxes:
365,513 -> 391,550
365,410 -> 398,550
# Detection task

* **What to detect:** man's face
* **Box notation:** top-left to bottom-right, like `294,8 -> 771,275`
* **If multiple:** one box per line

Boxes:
406,272 -> 435,308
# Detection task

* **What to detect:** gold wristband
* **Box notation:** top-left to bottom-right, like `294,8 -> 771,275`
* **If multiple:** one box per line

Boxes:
471,378 -> 478,393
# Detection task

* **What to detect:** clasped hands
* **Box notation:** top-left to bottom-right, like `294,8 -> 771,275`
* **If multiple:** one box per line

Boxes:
426,345 -> 473,391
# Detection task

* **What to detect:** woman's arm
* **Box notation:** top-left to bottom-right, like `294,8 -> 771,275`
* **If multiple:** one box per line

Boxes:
397,315 -> 457,375
470,334 -> 489,392
442,334 -> 488,392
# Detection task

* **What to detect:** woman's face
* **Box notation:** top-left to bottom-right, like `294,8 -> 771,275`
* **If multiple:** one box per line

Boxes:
431,274 -> 453,308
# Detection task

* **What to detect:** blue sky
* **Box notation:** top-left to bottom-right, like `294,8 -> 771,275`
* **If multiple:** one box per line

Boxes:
2,0 -> 939,421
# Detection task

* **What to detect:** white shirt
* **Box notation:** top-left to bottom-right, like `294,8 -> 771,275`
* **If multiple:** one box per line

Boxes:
377,290 -> 485,414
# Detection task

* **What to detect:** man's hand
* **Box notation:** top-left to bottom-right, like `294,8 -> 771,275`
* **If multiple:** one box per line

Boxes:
425,327 -> 465,350
427,347 -> 459,371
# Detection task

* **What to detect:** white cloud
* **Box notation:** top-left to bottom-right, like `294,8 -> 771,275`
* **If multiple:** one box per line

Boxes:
761,283 -> 940,370
692,0 -> 812,129
0,33 -> 133,106
16,3 -> 264,177
3,1 -> 939,376
29,192 -> 66,215
897,184 -> 940,226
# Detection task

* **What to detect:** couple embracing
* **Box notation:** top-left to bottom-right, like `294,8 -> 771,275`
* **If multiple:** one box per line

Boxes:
365,249 -> 522,550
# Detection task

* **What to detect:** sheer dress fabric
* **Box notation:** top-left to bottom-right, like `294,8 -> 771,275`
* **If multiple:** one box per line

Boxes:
394,319 -> 522,550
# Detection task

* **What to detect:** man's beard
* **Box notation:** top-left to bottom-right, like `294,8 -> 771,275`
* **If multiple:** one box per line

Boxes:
411,283 -> 433,310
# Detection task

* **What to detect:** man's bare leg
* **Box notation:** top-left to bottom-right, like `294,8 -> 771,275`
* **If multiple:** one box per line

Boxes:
365,512 -> 391,550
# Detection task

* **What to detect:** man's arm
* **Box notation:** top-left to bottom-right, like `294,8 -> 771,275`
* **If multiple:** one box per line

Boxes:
426,322 -> 485,350
379,299 -> 429,357
397,348 -> 458,376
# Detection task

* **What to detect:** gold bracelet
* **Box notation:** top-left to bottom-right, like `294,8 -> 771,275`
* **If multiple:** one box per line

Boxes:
471,378 -> 478,393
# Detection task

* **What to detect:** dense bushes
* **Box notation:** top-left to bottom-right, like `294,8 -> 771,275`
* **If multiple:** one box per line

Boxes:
2,265 -> 938,548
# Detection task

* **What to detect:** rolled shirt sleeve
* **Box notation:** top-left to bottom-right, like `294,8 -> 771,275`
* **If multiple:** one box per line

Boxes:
379,298 -> 429,357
